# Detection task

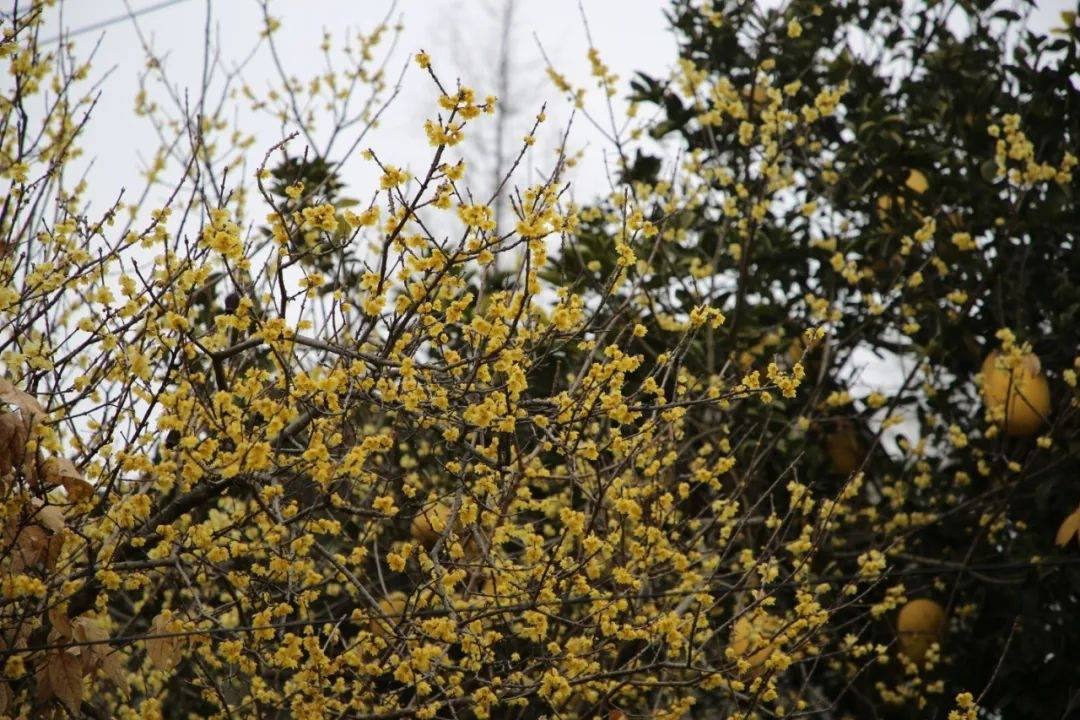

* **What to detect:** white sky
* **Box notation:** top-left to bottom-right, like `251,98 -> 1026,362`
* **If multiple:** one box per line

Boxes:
49,0 -> 1071,216
52,0 -> 678,216
40,0 -> 1073,454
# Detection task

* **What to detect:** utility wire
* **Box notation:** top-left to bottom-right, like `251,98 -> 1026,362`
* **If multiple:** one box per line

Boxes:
38,0 -> 196,45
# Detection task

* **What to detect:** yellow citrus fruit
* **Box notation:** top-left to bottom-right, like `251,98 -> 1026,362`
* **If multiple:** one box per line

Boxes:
787,338 -> 804,365
454,565 -> 500,606
979,351 -> 1051,437
905,169 -> 929,194
410,501 -> 454,546
729,614 -> 781,677
875,194 -> 899,219
1056,506 -> 1080,548
876,189 -> 926,225
741,84 -> 769,105
787,336 -> 816,366
826,423 -> 863,476
897,598 -> 946,664
369,592 -> 407,640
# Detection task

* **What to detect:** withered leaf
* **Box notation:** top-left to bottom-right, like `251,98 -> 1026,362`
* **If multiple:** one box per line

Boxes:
0,411 -> 28,478
35,504 -> 65,533
8,617 -> 31,650
62,475 -> 93,503
12,525 -> 47,571
48,606 -> 72,640
41,457 -> 92,501
41,457 -> 81,485
45,532 -> 64,570
47,650 -> 83,714
41,459 -> 86,498
35,658 -> 53,704
72,617 -> 110,672
0,377 -> 46,417
0,379 -> 44,488
73,616 -> 108,644
146,613 -> 183,671
99,649 -> 129,694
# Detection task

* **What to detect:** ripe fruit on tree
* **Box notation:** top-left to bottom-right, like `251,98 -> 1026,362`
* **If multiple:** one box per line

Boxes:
825,422 -> 863,476
1056,506 -> 1080,548
978,351 -> 1051,437
369,592 -> 407,640
875,193 -> 904,220
728,613 -> 782,677
905,169 -> 928,194
875,172 -> 927,226
897,598 -> 946,664
740,84 -> 769,106
410,501 -> 454,547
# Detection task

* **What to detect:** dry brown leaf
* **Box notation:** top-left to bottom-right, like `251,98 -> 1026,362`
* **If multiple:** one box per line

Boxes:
0,378 -> 46,417
0,514 -> 15,545
35,658 -> 54,705
35,504 -> 65,533
41,457 -> 92,501
41,457 -> 81,485
0,411 -> 28,478
47,650 -> 83,714
7,617 -> 31,651
45,532 -> 64,570
48,606 -> 72,640
99,649 -> 129,694
62,475 -> 94,503
73,617 -> 108,644
11,525 -> 47,571
146,613 -> 182,671
0,681 -> 11,715
0,380 -> 45,489
73,617 -> 110,672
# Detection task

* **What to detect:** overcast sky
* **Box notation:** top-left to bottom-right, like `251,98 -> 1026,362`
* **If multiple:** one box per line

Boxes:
51,0 -> 681,216
50,0 -> 1069,218
42,0 -> 1072,446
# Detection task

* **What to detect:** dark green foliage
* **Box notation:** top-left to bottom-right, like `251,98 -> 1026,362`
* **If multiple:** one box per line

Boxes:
548,1 -> 1080,716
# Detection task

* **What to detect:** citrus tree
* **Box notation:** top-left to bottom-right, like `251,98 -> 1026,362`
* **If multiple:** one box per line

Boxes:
0,1 -> 1078,719
551,0 -> 1080,716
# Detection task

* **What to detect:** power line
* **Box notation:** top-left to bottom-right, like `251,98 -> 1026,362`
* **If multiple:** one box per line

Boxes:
38,0 -> 196,45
